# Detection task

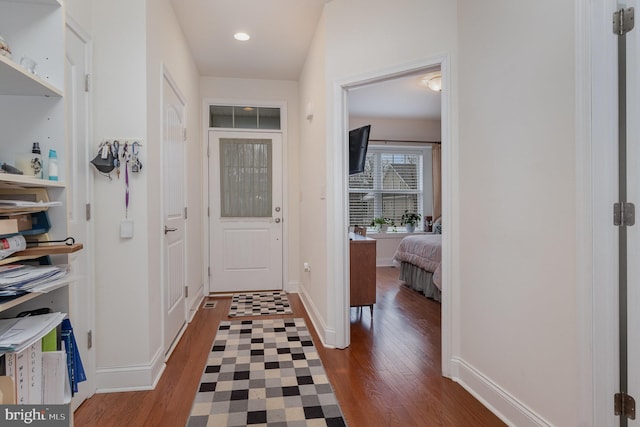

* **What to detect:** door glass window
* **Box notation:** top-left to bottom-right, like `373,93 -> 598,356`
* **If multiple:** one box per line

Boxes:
210,105 -> 281,130
219,138 -> 272,217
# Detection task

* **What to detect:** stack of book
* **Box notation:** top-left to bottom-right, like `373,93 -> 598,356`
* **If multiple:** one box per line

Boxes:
0,313 -> 79,405
0,264 -> 68,297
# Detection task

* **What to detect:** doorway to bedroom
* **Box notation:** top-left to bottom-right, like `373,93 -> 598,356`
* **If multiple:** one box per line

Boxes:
341,59 -> 450,374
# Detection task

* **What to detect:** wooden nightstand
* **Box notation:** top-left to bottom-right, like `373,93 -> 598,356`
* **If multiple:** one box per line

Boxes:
349,232 -> 376,315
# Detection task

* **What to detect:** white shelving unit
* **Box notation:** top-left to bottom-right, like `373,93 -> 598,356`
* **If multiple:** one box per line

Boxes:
0,0 -> 78,408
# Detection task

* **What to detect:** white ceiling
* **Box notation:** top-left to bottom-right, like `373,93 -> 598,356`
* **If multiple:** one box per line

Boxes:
170,0 -> 327,80
170,0 -> 440,120
348,72 -> 442,120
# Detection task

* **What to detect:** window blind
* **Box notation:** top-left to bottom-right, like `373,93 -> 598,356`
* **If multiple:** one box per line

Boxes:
348,148 -> 424,228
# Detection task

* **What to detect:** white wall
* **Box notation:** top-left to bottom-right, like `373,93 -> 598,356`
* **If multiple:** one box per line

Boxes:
82,0 -> 201,391
298,0 -> 457,346
91,0 -> 152,388
349,116 -> 441,142
200,77 -> 301,291
302,0 -> 582,424
298,11 -> 329,343
65,0 -> 91,31
457,1 -> 578,425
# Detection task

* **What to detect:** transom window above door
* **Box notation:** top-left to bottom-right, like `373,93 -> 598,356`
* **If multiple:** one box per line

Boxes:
209,105 -> 281,130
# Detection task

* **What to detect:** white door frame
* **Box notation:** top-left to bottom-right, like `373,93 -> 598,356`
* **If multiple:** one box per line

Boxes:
589,0 -> 626,425
160,63 -> 188,357
65,15 -> 96,409
203,99 -> 289,295
329,56 -> 454,367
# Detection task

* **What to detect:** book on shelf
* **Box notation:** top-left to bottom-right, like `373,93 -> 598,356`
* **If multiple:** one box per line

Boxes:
15,347 -> 28,404
0,219 -> 18,236
28,340 -> 42,404
61,318 -> 85,395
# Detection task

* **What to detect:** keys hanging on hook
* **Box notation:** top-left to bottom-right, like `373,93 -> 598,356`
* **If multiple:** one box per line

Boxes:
131,141 -> 142,173
112,140 -> 120,179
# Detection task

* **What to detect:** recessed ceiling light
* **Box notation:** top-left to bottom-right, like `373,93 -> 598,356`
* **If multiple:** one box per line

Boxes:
234,32 -> 250,41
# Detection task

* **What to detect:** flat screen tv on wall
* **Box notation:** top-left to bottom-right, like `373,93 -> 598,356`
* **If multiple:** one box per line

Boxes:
348,125 -> 371,175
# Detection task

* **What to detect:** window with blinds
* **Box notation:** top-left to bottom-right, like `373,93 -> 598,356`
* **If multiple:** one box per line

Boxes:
348,147 -> 425,229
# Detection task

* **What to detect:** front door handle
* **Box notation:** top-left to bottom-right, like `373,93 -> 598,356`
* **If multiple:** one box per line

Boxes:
164,226 -> 177,234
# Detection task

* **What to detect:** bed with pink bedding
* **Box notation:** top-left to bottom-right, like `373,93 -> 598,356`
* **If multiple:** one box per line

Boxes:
392,234 -> 442,302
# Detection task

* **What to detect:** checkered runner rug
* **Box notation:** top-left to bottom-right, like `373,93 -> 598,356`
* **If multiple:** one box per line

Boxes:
187,318 -> 347,427
228,291 -> 293,317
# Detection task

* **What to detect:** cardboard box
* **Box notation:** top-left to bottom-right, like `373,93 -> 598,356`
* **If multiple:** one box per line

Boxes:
14,214 -> 32,231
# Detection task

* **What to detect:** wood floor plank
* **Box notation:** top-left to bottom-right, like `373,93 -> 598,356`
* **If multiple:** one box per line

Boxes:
74,268 -> 506,426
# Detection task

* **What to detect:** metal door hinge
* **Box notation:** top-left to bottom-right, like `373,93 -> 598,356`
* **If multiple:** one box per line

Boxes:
184,286 -> 188,298
87,330 -> 93,350
86,203 -> 91,221
615,393 -> 636,420
84,74 -> 90,92
614,202 -> 635,226
614,7 -> 635,35
208,267 -> 211,277
184,207 -> 188,219
208,207 -> 210,217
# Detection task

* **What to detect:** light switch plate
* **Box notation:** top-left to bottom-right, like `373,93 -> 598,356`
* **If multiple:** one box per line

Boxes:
120,219 -> 134,238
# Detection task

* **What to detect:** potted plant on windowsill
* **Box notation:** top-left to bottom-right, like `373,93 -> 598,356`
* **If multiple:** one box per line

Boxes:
401,211 -> 422,233
370,217 -> 394,233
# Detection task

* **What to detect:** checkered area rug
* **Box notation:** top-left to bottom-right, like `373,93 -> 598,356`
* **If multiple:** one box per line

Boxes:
228,291 -> 293,317
187,318 -> 347,427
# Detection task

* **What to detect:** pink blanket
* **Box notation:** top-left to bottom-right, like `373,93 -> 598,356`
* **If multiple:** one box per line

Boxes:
393,234 -> 442,290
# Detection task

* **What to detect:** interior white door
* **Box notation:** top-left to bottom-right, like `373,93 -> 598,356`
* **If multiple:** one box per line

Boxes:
209,130 -> 283,293
65,22 -> 95,409
625,1 -> 639,425
162,71 -> 187,355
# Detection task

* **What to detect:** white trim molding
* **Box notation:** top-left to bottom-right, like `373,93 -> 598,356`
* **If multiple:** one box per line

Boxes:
95,347 -> 166,393
330,55 -> 454,367
298,286 -> 335,349
451,358 -> 552,427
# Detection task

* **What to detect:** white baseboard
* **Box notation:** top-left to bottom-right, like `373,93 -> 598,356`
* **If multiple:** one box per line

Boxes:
298,285 -> 334,348
95,346 -> 166,393
375,257 -> 395,267
285,280 -> 300,293
451,357 -> 551,427
189,288 -> 205,322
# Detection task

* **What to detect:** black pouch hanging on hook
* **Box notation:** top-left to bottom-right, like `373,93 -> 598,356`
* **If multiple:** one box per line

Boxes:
90,145 -> 115,173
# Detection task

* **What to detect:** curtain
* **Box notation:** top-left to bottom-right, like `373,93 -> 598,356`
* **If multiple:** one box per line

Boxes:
219,138 -> 272,217
431,144 -> 442,221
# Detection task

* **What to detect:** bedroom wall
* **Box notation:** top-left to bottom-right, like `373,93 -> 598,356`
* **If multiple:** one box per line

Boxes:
349,116 -> 441,142
456,1 -> 579,425
199,77 -> 301,292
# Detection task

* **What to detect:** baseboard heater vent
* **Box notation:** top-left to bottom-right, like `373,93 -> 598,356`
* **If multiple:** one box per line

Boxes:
203,300 -> 218,309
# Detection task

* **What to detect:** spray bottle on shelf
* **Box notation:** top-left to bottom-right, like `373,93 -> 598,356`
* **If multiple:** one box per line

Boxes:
48,149 -> 58,181
30,142 -> 43,178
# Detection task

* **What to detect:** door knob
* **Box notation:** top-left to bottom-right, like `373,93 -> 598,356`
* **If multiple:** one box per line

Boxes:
164,226 -> 177,234
274,218 -> 281,223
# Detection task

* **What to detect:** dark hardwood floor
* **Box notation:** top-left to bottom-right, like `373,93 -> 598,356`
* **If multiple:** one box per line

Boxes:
74,267 -> 505,426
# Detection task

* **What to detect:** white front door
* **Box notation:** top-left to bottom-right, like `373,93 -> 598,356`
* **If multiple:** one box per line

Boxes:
209,131 -> 283,293
162,70 -> 187,355
65,21 -> 95,410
